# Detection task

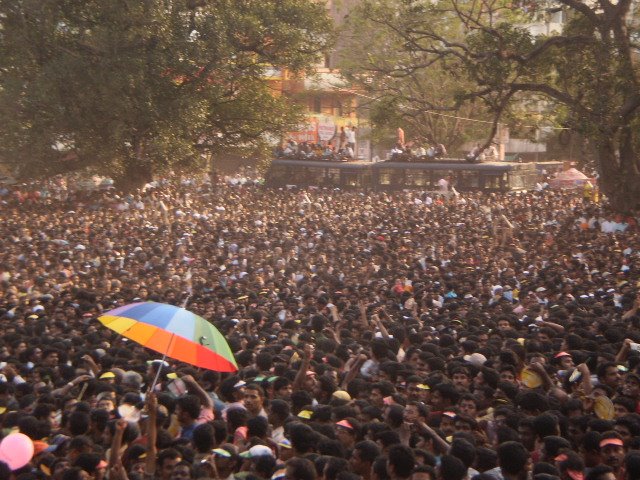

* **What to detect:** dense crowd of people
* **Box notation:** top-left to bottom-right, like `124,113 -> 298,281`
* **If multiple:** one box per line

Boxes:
1,178 -> 640,480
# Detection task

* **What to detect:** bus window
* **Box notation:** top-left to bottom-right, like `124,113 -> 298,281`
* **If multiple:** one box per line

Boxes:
509,172 -> 525,189
456,171 -> 480,189
429,170 -> 449,188
342,171 -> 361,187
483,174 -> 503,190
406,171 -> 427,187
378,169 -> 393,186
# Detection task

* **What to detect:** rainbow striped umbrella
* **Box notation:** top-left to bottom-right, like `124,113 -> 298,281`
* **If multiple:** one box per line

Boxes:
99,302 -> 237,372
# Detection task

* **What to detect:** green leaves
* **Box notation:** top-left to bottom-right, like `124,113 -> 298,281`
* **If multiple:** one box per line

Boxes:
0,0 -> 333,186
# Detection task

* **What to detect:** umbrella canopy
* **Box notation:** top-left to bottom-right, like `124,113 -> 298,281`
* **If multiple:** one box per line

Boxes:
99,302 -> 237,372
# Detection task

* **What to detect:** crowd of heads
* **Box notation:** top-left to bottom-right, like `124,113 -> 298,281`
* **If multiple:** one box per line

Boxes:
0,177 -> 640,480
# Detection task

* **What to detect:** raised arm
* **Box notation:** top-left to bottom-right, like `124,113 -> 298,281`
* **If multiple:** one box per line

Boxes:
182,374 -> 214,410
292,344 -> 313,392
145,393 -> 158,477
109,419 -> 128,468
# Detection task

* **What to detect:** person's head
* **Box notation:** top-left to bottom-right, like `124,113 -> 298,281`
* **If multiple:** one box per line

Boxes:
458,394 -> 478,419
373,456 -> 391,480
556,450 -> 584,480
404,402 -> 429,424
597,362 -> 622,390
410,465 -> 436,480
244,384 -> 266,415
543,436 -> 572,463
612,397 -> 635,418
335,418 -> 359,447
624,451 -> 640,480
273,377 -> 293,400
622,374 -> 640,399
437,455 -> 466,480
175,395 -> 200,426
533,413 -> 560,443
286,457 -> 317,480
518,418 -> 536,451
192,423 -> 215,453
157,448 -> 182,480
350,440 -> 381,476
498,441 -> 530,479
599,433 -> 625,470
288,422 -> 319,455
585,465 -> 615,480
387,445 -> 415,480
431,383 -> 460,410
324,457 -> 350,480
449,438 -> 476,469
170,460 -> 193,480
614,416 -> 640,444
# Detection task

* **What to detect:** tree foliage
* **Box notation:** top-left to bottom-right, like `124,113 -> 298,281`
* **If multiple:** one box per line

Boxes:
339,0 -> 640,210
0,0 -> 333,187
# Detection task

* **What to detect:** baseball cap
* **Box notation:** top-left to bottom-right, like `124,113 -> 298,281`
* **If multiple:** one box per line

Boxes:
336,419 -> 354,430
332,390 -> 351,401
239,445 -> 274,459
463,353 -> 487,367
600,438 -> 624,448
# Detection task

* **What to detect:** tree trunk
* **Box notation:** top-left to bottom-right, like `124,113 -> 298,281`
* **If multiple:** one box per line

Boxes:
597,136 -> 640,212
113,161 -> 153,192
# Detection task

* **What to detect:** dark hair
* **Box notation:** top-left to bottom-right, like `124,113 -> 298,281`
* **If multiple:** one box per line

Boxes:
289,423 -> 318,454
354,440 -> 381,464
475,447 -> 497,473
254,455 -> 277,479
439,455 -> 467,480
157,448 -> 182,466
433,383 -> 460,405
449,438 -> 476,469
68,411 -> 90,436
543,436 -> 571,460
388,445 -> 415,479
270,399 -> 291,419
626,451 -> 640,480
386,405 -> 405,429
372,457 -> 391,480
192,423 -> 215,453
325,457 -> 349,480
247,416 -> 269,439
613,396 -> 636,414
497,441 -> 529,476
596,362 -> 618,381
375,430 -> 401,448
177,394 -> 201,420
586,465 -> 614,480
533,413 -> 558,440
286,457 -> 317,480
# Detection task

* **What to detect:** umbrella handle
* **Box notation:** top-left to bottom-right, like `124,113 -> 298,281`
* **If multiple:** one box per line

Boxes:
148,334 -> 174,393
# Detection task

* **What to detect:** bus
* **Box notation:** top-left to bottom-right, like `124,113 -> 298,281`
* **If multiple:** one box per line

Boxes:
265,159 -> 539,192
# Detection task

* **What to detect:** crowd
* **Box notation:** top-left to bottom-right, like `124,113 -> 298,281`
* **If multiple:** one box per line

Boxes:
2,178 -> 640,480
389,143 -> 448,163
275,127 -> 357,162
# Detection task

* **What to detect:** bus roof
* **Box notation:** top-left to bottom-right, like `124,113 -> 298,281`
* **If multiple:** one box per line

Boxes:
271,159 -> 371,169
271,159 -> 537,171
372,161 -> 520,171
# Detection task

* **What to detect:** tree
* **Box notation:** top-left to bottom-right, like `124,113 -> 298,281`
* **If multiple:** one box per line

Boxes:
339,1 -> 495,152
0,0 -> 333,189
339,0 -> 640,210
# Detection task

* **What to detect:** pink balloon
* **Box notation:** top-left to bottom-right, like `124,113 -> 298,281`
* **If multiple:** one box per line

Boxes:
0,432 -> 34,470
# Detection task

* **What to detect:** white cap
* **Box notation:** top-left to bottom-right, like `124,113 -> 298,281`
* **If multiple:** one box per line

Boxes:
240,445 -> 274,459
463,353 -> 487,367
